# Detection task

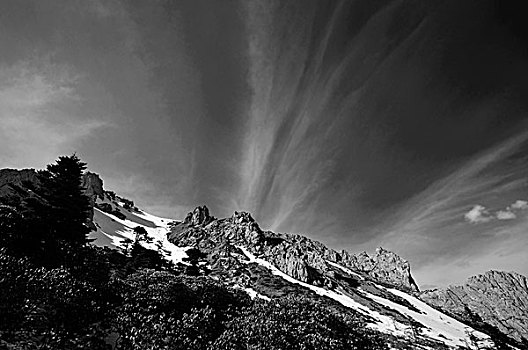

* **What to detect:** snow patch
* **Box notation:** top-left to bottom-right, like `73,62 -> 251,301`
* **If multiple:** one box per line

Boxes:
236,246 -> 408,336
90,207 -> 187,265
360,285 -> 495,349
243,287 -> 271,301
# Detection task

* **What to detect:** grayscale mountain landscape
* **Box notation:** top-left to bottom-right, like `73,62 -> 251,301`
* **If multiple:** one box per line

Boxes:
1,1 -> 528,349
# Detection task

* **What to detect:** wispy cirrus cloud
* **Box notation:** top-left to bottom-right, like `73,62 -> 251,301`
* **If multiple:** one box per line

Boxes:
371,128 -> 528,286
0,59 -> 109,168
380,127 -> 528,238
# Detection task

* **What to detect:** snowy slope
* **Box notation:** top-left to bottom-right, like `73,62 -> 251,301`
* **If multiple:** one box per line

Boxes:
237,246 -> 408,336
87,198 -> 505,349
237,246 -> 498,350
89,197 -> 187,264
362,286 -> 494,349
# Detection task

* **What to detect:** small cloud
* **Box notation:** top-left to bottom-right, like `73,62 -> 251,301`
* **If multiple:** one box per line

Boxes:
511,200 -> 528,210
496,210 -> 516,220
464,205 -> 492,224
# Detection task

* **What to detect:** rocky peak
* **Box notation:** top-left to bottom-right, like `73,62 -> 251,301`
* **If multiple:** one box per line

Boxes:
0,169 -> 41,205
184,205 -> 214,226
372,247 -> 419,292
168,207 -> 419,293
82,172 -> 104,201
339,247 -> 419,292
231,211 -> 255,224
80,172 -> 105,230
0,169 -> 39,188
420,270 -> 528,342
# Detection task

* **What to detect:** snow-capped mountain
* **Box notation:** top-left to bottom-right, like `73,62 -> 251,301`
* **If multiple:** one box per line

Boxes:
2,168 -> 527,349
87,192 -> 513,349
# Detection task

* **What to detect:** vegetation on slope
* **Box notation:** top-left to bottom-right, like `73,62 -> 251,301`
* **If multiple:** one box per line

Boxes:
0,155 -> 387,350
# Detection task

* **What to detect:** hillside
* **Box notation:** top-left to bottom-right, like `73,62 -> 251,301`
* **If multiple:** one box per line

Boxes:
1,163 -> 527,349
88,184 -> 517,349
421,271 -> 528,343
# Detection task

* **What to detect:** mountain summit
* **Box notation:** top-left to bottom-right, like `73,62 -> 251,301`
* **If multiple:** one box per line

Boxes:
169,205 -> 419,292
1,166 -> 527,349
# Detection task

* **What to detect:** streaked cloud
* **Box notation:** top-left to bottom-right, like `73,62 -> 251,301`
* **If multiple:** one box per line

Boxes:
369,128 -> 528,286
379,128 -> 528,239
0,59 -> 109,168
3,0 -> 528,289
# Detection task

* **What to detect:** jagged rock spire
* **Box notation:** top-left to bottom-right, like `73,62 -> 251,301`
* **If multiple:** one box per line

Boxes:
184,205 -> 214,226
82,172 -> 104,202
169,207 -> 420,292
231,210 -> 255,224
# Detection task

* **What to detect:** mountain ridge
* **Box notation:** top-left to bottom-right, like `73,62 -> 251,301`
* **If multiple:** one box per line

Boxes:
1,167 -> 527,348
168,205 -> 420,293
420,270 -> 528,343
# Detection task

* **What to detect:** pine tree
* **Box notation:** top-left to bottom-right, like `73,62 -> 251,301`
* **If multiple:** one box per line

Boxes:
121,237 -> 134,256
182,248 -> 207,276
133,226 -> 151,244
38,154 -> 92,264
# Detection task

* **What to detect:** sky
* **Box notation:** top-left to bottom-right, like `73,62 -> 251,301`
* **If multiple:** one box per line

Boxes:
1,0 -> 528,288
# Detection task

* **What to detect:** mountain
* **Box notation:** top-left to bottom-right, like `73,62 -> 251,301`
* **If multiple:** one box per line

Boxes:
1,167 -> 527,349
420,271 -> 528,343
88,201 -> 511,348
0,168 -> 42,204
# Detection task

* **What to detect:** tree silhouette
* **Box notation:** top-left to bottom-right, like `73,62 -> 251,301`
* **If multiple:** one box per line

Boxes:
121,238 -> 134,256
38,154 -> 92,265
182,248 -> 207,276
133,226 -> 151,244
40,155 -> 91,242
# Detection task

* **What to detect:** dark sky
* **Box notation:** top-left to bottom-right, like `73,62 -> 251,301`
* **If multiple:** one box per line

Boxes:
2,0 -> 528,287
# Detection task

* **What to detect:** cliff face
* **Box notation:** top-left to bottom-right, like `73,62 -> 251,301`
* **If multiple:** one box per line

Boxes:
81,172 -> 105,229
0,169 -> 40,188
168,205 -> 419,292
82,172 -> 104,203
0,169 -> 41,204
420,270 -> 528,342
0,168 -> 105,230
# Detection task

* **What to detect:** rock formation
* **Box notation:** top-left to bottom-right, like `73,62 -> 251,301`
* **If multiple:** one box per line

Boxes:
341,247 -> 419,292
420,270 -> 528,342
184,205 -> 214,226
169,205 -> 419,292
0,169 -> 40,188
82,172 -> 104,203
0,169 -> 41,204
81,172 -> 105,229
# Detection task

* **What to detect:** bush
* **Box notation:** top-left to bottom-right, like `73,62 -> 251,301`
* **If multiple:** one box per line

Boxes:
213,295 -> 387,350
0,249 -> 110,349
111,270 -> 249,350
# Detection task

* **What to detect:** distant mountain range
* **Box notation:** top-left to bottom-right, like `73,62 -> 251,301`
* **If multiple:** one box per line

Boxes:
1,168 -> 527,349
